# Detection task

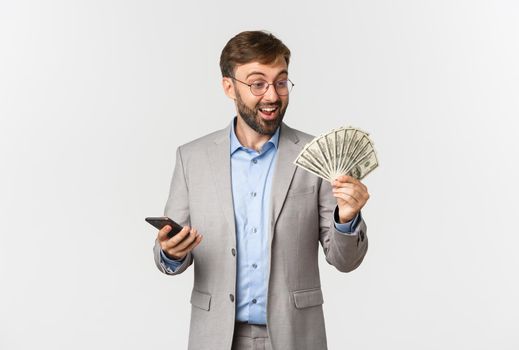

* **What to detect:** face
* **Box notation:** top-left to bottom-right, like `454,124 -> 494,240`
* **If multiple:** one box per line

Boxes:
224,58 -> 290,136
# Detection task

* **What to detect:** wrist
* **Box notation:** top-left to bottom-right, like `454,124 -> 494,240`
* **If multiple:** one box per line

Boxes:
338,210 -> 356,223
339,216 -> 354,224
163,250 -> 185,261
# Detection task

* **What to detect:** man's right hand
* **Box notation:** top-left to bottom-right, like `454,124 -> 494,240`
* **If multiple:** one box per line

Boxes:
158,225 -> 203,260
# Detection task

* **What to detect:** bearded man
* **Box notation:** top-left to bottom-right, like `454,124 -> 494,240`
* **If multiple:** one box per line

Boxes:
154,30 -> 370,350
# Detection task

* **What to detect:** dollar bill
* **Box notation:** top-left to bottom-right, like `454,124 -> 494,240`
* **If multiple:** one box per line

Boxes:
293,126 -> 378,182
345,150 -> 379,180
341,134 -> 372,174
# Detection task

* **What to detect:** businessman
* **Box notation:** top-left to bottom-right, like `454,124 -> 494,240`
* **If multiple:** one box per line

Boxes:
154,30 -> 370,350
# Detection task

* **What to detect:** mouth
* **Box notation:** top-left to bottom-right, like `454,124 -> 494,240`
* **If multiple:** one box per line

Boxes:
258,105 -> 280,121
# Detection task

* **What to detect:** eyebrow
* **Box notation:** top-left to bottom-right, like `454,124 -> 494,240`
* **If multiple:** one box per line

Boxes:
246,69 -> 289,80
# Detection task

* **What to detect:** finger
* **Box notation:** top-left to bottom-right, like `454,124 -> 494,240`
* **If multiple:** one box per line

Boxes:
159,225 -> 190,251
332,181 -> 356,190
333,175 -> 358,184
171,229 -> 198,252
157,225 -> 173,242
175,234 -> 203,257
333,187 -> 361,204
333,182 -> 369,201
333,184 -> 365,198
333,192 -> 359,208
166,225 -> 192,246
332,176 -> 364,189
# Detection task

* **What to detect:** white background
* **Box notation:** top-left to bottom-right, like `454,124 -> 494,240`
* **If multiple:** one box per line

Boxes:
1,1 -> 518,349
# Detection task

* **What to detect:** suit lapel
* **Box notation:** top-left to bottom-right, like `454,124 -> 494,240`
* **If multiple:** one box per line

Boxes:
269,123 -> 301,243
207,124 -> 236,235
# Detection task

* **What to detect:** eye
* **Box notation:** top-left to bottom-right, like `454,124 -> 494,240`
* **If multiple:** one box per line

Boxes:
251,81 -> 267,89
275,80 -> 288,88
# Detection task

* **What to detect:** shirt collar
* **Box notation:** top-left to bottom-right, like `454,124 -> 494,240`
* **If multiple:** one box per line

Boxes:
230,117 -> 280,155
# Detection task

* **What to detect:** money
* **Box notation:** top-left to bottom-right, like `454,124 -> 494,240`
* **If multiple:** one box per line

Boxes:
294,126 -> 379,182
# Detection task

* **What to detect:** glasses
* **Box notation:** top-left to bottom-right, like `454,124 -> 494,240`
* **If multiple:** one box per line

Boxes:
230,77 -> 295,96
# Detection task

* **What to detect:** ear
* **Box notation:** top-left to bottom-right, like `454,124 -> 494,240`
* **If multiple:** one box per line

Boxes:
222,77 -> 236,100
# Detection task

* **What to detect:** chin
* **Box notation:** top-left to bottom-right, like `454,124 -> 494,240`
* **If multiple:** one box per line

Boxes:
257,115 -> 283,135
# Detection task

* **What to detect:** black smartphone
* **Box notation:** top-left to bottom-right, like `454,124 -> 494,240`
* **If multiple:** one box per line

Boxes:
145,217 -> 184,238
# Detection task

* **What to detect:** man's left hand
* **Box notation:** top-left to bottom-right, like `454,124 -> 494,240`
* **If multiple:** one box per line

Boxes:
332,175 -> 370,223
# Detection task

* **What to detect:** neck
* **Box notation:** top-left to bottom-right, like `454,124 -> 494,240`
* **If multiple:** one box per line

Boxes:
234,116 -> 273,152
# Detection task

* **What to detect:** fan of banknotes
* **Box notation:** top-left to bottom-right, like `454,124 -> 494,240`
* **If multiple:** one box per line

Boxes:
293,127 -> 379,182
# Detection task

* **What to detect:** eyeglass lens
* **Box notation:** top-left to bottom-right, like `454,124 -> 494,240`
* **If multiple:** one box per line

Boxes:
250,80 -> 293,96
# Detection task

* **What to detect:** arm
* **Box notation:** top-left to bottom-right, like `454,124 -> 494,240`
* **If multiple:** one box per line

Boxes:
153,146 -> 196,275
318,177 -> 368,273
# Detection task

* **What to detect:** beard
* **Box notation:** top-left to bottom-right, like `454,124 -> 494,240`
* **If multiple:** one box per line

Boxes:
235,88 -> 288,136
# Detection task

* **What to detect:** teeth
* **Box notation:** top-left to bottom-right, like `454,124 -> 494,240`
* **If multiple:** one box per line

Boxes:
260,107 -> 276,112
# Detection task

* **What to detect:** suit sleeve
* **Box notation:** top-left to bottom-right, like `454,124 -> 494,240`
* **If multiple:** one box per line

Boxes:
318,178 -> 368,272
153,146 -> 194,275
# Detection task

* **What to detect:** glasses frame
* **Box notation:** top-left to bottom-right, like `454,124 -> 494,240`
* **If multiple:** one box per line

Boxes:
229,77 -> 295,96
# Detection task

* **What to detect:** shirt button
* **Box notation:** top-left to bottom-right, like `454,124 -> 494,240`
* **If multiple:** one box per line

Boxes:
252,227 -> 257,233
231,248 -> 236,256
250,192 -> 256,197
252,299 -> 257,304
252,263 -> 257,269
252,159 -> 258,164
229,294 -> 235,302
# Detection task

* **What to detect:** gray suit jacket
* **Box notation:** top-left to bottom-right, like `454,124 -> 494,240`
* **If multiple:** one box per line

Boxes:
154,121 -> 368,350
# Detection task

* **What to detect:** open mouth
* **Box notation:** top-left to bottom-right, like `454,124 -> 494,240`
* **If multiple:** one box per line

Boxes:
258,106 -> 279,120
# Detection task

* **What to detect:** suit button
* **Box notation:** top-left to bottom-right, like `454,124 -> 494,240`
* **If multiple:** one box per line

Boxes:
229,294 -> 235,302
231,248 -> 236,256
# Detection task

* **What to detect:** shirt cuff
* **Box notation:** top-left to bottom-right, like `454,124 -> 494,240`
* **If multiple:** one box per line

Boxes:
160,249 -> 185,273
333,206 -> 361,235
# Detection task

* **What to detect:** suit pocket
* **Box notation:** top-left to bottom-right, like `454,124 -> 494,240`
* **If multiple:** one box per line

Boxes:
292,287 -> 324,309
286,185 -> 315,197
190,289 -> 211,311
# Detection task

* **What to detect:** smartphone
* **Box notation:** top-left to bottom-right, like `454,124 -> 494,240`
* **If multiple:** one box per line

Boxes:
145,217 -> 184,238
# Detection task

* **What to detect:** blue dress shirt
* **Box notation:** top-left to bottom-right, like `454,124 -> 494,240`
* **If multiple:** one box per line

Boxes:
229,119 -> 278,324
160,118 -> 360,325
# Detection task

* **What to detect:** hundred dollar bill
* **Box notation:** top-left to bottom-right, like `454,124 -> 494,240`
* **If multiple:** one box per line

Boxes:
333,128 -> 346,179
342,129 -> 361,171
316,136 -> 335,178
305,139 -> 334,177
325,131 -> 336,176
341,135 -> 372,174
295,142 -> 331,179
345,149 -> 379,180
337,128 -> 354,176
294,152 -> 331,181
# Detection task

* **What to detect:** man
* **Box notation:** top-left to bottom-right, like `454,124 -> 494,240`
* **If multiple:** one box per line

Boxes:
154,30 -> 370,350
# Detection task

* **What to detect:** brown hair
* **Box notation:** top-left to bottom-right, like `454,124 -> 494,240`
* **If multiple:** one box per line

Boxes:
219,30 -> 291,77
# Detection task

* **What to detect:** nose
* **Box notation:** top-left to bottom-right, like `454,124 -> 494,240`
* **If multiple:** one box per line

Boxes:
262,83 -> 280,102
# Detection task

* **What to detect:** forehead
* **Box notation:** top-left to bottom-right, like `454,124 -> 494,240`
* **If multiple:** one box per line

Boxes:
234,57 -> 288,80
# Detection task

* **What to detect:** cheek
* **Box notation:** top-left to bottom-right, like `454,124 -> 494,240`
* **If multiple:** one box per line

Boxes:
249,99 -> 262,110
238,97 -> 257,111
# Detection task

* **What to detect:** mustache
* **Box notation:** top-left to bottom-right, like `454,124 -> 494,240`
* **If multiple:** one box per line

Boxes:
256,101 -> 282,109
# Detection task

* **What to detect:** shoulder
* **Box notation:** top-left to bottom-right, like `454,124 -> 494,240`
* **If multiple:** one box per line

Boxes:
177,125 -> 229,155
280,123 -> 315,145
